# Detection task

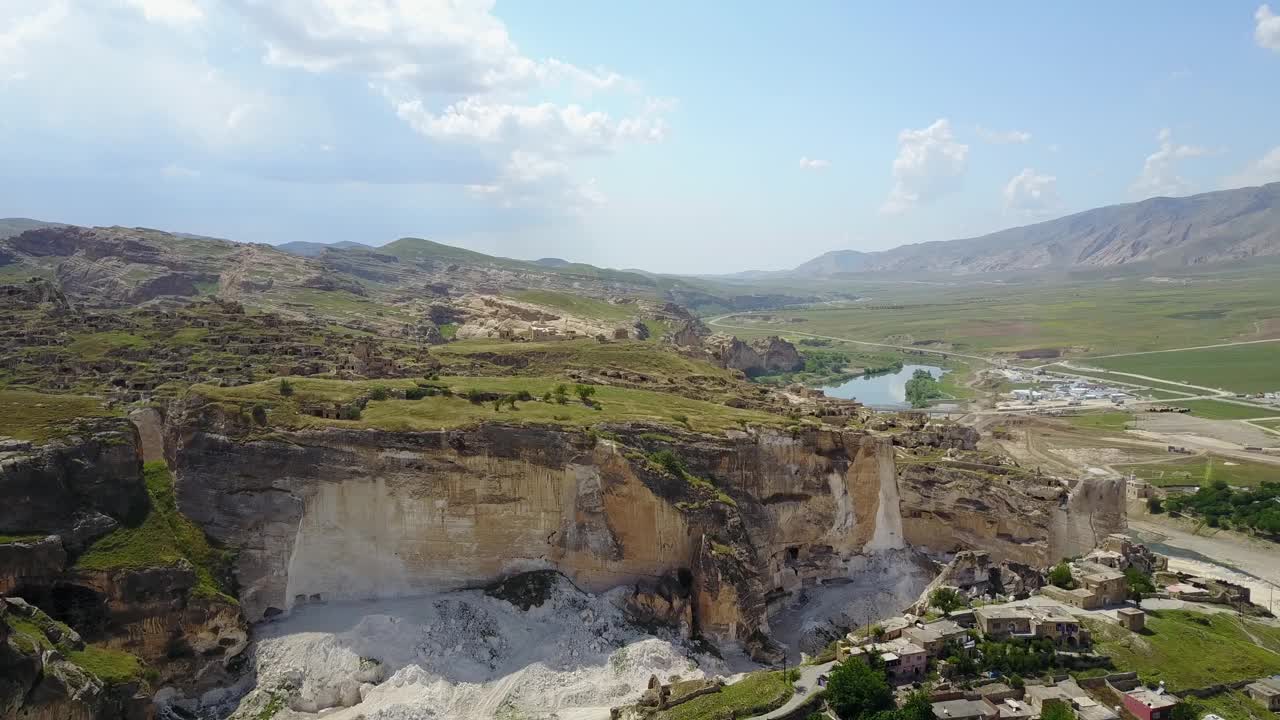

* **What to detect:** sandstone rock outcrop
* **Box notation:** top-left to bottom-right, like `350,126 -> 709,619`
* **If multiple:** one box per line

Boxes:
898,459 -> 1126,567
702,334 -> 804,377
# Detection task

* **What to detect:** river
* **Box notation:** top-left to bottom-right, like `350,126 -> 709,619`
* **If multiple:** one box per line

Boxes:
820,364 -> 948,409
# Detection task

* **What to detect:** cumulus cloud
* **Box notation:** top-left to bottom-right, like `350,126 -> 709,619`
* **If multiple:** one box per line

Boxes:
1257,4 -> 1280,51
1003,168 -> 1059,215
882,119 -> 969,214
799,156 -> 831,170
123,0 -> 204,26
1131,128 -> 1209,198
227,0 -> 668,212
1225,146 -> 1280,188
976,126 -> 1032,144
393,97 -> 665,154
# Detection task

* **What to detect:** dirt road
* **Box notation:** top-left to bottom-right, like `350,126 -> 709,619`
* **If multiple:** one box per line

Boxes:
1128,514 -> 1279,615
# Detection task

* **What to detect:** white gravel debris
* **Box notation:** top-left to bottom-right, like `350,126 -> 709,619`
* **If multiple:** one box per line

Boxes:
230,577 -> 729,720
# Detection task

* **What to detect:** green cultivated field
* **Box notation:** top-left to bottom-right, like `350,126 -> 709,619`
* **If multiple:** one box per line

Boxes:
1177,399 -> 1278,420
714,266 -> 1280,357
1113,455 -> 1280,488
1091,342 -> 1280,394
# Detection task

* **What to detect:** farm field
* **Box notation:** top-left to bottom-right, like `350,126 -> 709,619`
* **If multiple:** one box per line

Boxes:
1112,454 -> 1279,488
1177,399 -> 1280,420
713,264 -> 1280,357
1090,342 -> 1280,394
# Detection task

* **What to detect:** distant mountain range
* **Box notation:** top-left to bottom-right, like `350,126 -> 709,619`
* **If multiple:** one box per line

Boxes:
790,182 -> 1280,277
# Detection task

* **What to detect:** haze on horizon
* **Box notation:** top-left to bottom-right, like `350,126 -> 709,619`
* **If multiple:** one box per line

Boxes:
2,1 -> 1280,274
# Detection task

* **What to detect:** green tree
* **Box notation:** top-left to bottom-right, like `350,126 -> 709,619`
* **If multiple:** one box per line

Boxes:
1124,567 -> 1155,600
899,691 -> 936,720
826,658 -> 894,720
930,587 -> 964,613
904,370 -> 943,408
574,384 -> 597,404
1048,561 -> 1075,589
278,379 -> 294,396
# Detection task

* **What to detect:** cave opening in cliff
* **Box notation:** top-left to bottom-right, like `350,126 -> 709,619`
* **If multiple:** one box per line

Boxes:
13,583 -> 109,636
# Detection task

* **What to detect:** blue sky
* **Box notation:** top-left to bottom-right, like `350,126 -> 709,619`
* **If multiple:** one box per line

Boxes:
2,1 -> 1279,273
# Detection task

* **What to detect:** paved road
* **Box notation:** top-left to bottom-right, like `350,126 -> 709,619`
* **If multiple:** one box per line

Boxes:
744,661 -> 836,720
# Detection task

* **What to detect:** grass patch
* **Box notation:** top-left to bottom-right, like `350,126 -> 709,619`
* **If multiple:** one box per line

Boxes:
1086,609 -> 1280,690
1065,411 -> 1133,432
431,338 -> 738,384
76,462 -> 234,602
511,289 -> 636,323
655,670 -> 792,720
195,375 -> 779,434
68,645 -> 144,685
1091,343 -> 1280,395
1177,399 -> 1278,420
0,390 -> 119,443
1184,690 -> 1275,720
0,533 -> 48,544
1114,454 -> 1280,488
66,331 -> 150,360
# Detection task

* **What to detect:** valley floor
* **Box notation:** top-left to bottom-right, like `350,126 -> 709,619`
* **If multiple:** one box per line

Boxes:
1128,512 -> 1280,616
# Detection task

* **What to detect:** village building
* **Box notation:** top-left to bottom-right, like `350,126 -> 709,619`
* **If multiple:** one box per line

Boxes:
1121,687 -> 1178,720
902,619 -> 970,657
1245,675 -> 1280,711
973,604 -> 1089,646
932,699 -> 998,720
1116,607 -> 1146,632
837,637 -> 928,684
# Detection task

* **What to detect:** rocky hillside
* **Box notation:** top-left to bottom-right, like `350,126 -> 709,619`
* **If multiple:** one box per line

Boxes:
793,181 -> 1280,276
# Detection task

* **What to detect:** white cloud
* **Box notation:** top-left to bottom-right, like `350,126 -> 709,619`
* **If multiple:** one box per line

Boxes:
1257,4 -> 1280,51
392,96 -> 665,154
882,118 -> 969,214
1132,128 -> 1209,198
799,156 -> 831,170
976,126 -> 1032,144
1003,168 -> 1059,215
123,0 -> 204,26
229,0 -> 668,213
1225,146 -> 1280,188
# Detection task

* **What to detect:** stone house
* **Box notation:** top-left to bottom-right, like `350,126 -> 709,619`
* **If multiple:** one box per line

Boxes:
838,637 -> 928,684
903,619 -> 970,657
1116,608 -> 1146,632
1245,675 -> 1280,711
974,606 -> 1033,639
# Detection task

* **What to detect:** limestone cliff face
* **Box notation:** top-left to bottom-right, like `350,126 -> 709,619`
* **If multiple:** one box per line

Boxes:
166,400 -> 909,648
897,459 -> 1126,567
0,421 -> 247,706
